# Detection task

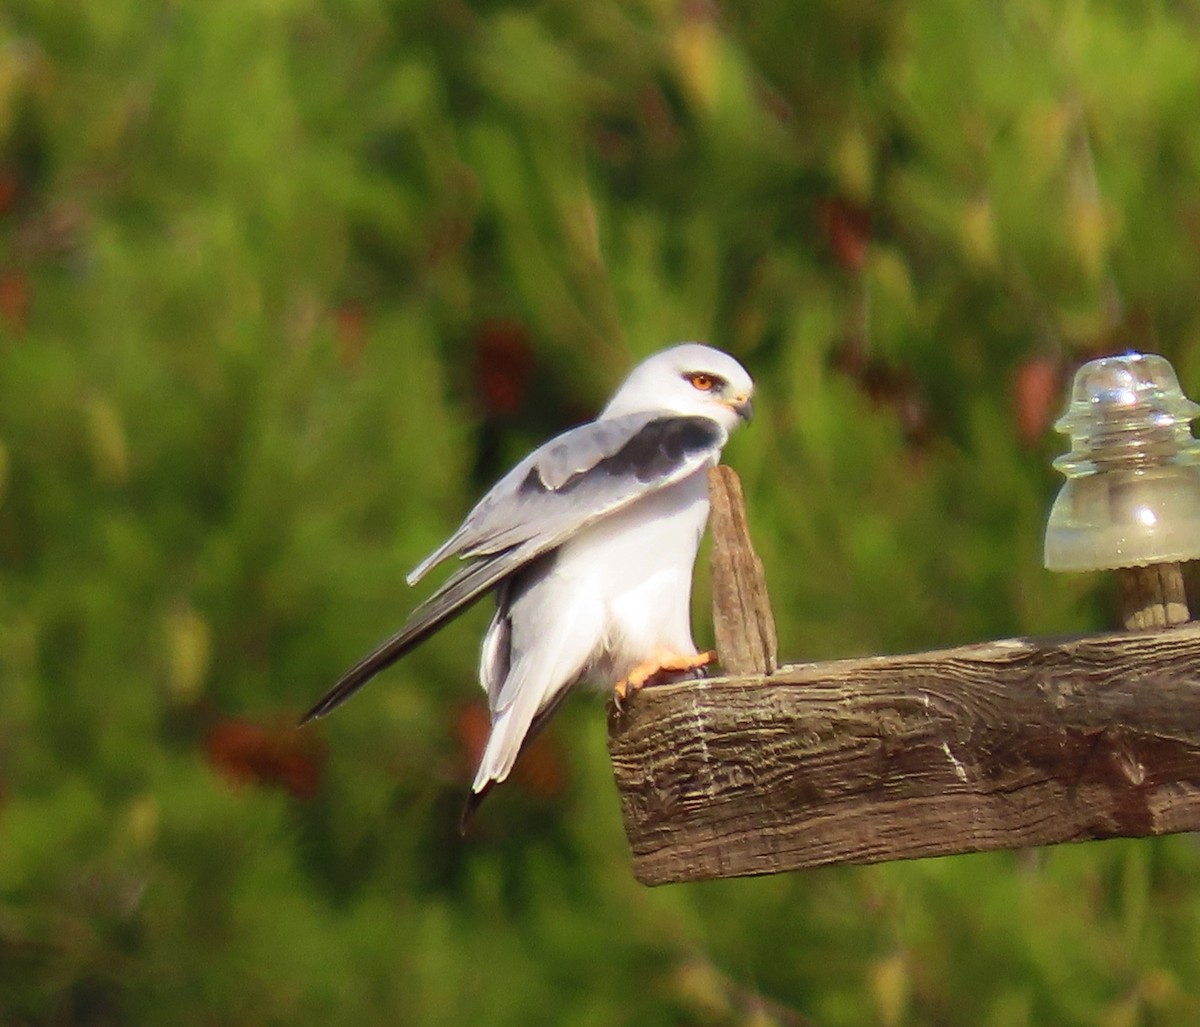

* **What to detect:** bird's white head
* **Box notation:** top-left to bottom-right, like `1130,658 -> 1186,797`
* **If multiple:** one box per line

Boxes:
600,343 -> 755,433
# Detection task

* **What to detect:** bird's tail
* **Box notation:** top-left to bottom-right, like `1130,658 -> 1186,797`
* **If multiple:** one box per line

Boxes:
457,696 -> 539,837
472,678 -> 544,792
458,583 -> 599,834
459,671 -> 577,835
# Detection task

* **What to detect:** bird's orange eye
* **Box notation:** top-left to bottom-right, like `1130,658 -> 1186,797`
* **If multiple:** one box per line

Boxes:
685,372 -> 719,392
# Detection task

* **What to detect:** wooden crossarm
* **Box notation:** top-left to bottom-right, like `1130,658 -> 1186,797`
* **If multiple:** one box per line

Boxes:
607,468 -> 1200,886
609,624 -> 1200,885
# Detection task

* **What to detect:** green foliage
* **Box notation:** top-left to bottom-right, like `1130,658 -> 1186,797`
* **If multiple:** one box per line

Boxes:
3,0 -> 1200,1023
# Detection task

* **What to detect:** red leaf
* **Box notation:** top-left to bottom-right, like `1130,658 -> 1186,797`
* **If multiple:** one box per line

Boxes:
0,173 -> 19,217
819,197 -> 872,274
472,320 -> 535,417
1012,356 -> 1065,446
204,717 -> 326,799
0,273 -> 29,332
333,303 -> 368,369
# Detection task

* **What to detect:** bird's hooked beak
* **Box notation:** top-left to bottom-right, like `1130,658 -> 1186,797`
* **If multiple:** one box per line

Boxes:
728,394 -> 754,423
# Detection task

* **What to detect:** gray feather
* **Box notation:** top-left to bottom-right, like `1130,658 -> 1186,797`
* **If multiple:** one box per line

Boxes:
301,414 -> 726,724
408,413 -> 725,578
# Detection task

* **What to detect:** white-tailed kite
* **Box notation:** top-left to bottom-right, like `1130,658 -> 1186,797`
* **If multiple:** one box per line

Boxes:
302,343 -> 754,825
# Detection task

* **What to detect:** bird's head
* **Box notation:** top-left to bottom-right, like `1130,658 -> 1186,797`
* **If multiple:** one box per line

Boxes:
601,343 -> 755,432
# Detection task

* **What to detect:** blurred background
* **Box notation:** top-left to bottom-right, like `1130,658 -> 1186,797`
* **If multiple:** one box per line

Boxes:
3,0 -> 1200,1023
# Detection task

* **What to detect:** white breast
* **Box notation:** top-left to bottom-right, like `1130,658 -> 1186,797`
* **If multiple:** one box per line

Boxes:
553,467 -> 712,684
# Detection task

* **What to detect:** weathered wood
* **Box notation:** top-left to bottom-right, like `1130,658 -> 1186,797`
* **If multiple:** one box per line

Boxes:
608,623 -> 1200,886
1117,562 -> 1189,630
707,466 -> 777,676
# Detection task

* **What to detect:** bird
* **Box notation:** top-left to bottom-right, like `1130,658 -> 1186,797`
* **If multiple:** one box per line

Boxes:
301,343 -> 755,827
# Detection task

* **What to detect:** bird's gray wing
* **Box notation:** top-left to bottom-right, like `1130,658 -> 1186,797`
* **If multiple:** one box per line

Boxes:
407,411 -> 685,580
300,413 -> 726,724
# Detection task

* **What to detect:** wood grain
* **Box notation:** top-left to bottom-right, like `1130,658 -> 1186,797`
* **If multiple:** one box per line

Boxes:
608,623 -> 1200,885
707,465 -> 777,676
1117,562 -> 1189,630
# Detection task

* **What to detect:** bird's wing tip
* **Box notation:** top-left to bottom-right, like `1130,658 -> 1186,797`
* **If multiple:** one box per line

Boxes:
299,684 -> 352,726
297,701 -> 328,727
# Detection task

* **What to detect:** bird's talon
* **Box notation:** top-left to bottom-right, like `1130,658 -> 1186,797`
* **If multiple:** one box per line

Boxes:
611,650 -> 717,704
612,678 -> 629,708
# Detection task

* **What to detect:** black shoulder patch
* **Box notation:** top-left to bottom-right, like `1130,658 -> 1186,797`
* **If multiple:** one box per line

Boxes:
556,416 -> 721,493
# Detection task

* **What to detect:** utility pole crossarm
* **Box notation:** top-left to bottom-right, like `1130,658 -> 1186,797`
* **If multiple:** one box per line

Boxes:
607,468 -> 1200,887
608,625 -> 1200,886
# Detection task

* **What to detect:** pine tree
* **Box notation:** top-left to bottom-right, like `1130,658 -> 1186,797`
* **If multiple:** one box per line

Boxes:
2,0 -> 1200,1022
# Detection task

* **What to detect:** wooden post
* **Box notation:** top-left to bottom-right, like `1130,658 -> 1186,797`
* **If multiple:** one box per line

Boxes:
707,465 -> 777,676
1117,563 -> 1190,630
607,468 -> 1200,887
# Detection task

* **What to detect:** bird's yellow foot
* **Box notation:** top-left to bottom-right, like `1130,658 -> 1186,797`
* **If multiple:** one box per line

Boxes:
613,650 -> 716,704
